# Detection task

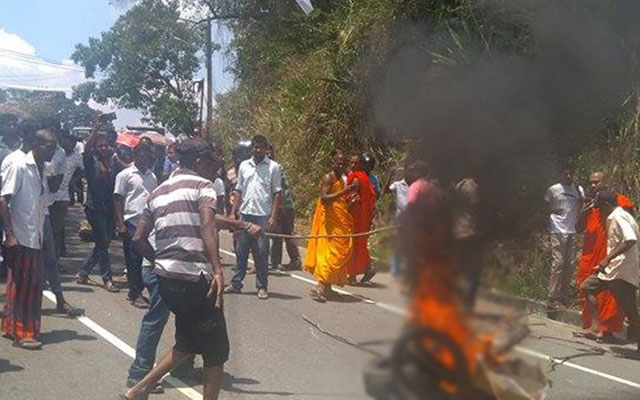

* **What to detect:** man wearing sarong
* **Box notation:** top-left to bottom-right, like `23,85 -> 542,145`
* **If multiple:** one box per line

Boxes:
305,149 -> 355,302
577,171 -> 632,341
347,153 -> 377,284
0,127 -> 56,350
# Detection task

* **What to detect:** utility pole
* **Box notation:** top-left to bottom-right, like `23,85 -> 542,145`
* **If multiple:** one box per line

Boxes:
205,18 -> 213,135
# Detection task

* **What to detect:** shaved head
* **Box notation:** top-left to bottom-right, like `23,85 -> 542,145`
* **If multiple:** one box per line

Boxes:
590,171 -> 606,182
589,171 -> 608,195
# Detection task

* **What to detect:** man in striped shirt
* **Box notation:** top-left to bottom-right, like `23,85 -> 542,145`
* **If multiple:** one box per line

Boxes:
124,138 -> 227,400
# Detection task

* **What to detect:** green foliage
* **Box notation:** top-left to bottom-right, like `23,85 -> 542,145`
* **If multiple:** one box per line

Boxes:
72,0 -> 203,135
0,88 -> 99,128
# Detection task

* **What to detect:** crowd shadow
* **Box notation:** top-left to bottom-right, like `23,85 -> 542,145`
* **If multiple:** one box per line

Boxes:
0,358 -> 23,374
59,285 -> 95,293
39,329 -> 97,346
609,346 -> 640,361
235,292 -> 302,301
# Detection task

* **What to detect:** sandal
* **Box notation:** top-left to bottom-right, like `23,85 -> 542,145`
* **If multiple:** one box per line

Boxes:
310,289 -> 327,303
13,338 -> 42,350
56,302 -> 84,317
75,274 -> 89,285
361,267 -> 377,283
104,281 -> 120,293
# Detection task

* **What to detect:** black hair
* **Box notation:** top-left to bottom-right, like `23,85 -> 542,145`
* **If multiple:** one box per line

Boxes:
251,135 -> 268,147
134,141 -> 154,155
331,148 -> 344,158
362,153 -> 375,169
595,190 -> 618,208
177,138 -> 220,170
18,119 -> 41,145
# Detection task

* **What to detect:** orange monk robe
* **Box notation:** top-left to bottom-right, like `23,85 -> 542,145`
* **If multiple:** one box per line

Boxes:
577,194 -> 633,333
347,171 -> 376,276
304,178 -> 354,285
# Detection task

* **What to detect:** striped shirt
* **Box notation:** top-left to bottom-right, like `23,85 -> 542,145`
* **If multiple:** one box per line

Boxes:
143,168 -> 218,281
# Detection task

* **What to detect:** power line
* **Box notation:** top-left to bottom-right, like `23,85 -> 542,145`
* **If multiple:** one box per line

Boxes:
0,49 -> 85,73
0,48 -> 85,70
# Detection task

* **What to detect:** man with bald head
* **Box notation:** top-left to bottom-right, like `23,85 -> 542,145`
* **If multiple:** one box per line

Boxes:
576,171 -> 633,342
0,128 -> 56,350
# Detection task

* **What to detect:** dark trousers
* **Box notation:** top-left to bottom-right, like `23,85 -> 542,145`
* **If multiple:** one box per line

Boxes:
454,235 -> 485,309
80,208 -> 113,283
49,201 -> 69,260
270,207 -> 301,267
69,179 -> 84,206
123,221 -> 144,299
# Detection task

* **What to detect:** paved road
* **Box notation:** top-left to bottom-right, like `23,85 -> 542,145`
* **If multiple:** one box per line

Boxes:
0,205 -> 639,399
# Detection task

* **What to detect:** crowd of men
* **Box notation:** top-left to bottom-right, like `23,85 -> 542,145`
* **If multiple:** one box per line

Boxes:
0,113 -> 419,399
4,108 -> 640,399
545,170 -> 640,352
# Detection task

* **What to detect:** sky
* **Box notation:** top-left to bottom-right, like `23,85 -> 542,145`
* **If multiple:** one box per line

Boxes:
0,0 -> 234,130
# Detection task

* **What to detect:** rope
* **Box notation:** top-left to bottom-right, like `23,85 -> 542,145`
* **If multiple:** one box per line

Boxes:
263,225 -> 399,239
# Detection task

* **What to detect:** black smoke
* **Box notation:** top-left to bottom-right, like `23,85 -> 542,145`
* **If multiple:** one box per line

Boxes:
373,0 -> 640,237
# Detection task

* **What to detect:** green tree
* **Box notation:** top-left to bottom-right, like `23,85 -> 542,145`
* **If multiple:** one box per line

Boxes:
72,0 -> 203,135
0,88 -> 99,128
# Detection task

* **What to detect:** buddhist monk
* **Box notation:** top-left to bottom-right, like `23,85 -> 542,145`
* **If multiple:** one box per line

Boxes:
347,153 -> 377,285
304,150 -> 355,302
576,171 -> 633,342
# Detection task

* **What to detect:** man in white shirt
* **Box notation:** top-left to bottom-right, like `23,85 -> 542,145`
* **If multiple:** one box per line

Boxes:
50,133 -> 83,260
384,167 -> 409,277
545,169 -> 582,307
0,127 -> 56,350
581,190 -> 640,352
226,135 -> 282,300
114,142 -> 157,309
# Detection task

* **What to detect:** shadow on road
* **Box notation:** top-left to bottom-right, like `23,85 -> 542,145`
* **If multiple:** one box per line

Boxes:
234,292 -> 302,301
60,285 -> 95,293
0,358 -> 23,373
40,329 -> 97,345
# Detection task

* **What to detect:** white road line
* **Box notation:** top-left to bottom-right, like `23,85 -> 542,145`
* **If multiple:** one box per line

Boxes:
42,291 -> 204,400
219,247 -> 640,390
514,346 -> 640,389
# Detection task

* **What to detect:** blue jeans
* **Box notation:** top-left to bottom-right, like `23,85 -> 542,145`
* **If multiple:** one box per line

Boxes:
123,221 -> 144,299
128,266 -> 170,380
79,208 -> 113,283
128,266 -> 194,380
43,216 -> 62,294
231,214 -> 269,290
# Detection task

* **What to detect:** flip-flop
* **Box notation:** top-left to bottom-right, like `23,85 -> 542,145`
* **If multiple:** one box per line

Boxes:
309,289 -> 327,303
13,338 -> 42,350
361,268 -> 377,283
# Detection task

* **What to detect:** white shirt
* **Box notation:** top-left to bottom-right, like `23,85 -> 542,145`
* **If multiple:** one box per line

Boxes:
235,156 -> 282,217
54,150 -> 84,202
544,183 -> 581,234
599,207 -> 640,287
212,177 -> 225,198
1,149 -> 26,181
114,164 -> 158,224
1,151 -> 47,249
389,179 -> 409,217
43,146 -> 66,210
0,144 -> 13,168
